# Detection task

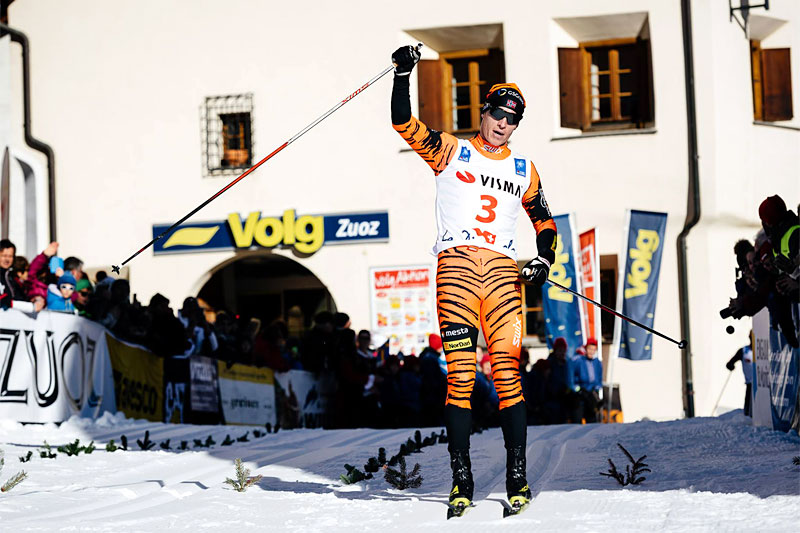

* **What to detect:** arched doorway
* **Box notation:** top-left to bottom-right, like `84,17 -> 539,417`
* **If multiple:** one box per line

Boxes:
197,253 -> 336,333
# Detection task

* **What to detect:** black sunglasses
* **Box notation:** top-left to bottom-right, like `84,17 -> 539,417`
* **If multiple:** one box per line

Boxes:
487,106 -> 522,125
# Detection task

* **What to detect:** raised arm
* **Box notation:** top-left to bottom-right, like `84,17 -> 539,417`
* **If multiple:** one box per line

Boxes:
391,46 -> 458,175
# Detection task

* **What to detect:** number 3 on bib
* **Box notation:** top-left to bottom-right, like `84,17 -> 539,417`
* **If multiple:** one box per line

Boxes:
476,195 -> 497,223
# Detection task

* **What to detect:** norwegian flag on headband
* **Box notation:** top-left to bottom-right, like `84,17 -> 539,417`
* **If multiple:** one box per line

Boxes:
506,99 -> 517,109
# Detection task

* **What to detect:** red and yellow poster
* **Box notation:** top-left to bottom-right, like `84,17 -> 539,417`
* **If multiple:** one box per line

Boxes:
369,265 -> 435,355
579,228 -> 602,348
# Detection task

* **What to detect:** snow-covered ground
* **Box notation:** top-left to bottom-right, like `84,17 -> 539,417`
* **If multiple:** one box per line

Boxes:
0,412 -> 798,532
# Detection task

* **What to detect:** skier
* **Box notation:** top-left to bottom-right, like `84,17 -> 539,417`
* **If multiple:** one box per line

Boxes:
390,46 -> 557,517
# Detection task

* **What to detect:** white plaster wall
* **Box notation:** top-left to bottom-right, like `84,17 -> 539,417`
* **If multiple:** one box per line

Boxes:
7,0 -> 799,421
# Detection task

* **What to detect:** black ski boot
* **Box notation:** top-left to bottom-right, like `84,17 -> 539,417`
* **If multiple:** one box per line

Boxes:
504,445 -> 532,517
446,449 -> 474,519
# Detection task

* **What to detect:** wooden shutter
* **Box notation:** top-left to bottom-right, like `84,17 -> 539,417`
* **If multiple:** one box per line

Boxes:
417,59 -> 447,131
558,48 -> 585,130
761,48 -> 793,122
751,41 -> 763,120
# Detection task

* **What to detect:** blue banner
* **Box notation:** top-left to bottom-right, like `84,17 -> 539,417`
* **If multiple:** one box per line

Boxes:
618,210 -> 667,360
152,210 -> 388,256
753,304 -> 799,432
542,213 -> 585,359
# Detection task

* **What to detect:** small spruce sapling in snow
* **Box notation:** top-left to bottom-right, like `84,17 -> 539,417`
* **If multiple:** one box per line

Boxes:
265,423 -> 272,434
84,441 -> 96,454
793,456 -> 800,466
378,447 -> 387,466
364,457 -> 381,474
224,458 -> 263,492
179,441 -> 188,450
19,451 -> 33,463
221,435 -> 235,446
57,439 -> 85,457
136,431 -> 155,451
237,432 -> 250,443
414,430 -> 423,450
105,440 -> 118,452
600,443 -> 651,486
0,449 -> 28,493
437,430 -> 448,444
39,442 -> 56,459
159,440 -> 171,450
383,456 -> 423,490
120,435 -> 128,451
253,430 -> 264,438
204,435 -> 215,447
193,439 -> 205,449
340,464 -> 372,484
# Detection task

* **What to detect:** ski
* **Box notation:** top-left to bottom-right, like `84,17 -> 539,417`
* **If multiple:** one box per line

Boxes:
446,500 -> 474,519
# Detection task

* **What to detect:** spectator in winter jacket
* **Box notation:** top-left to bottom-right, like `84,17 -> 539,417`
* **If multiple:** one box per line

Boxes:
25,241 -> 60,311
419,334 -> 447,427
73,278 -> 93,315
47,273 -> 77,313
145,293 -> 190,357
726,340 -> 754,417
547,337 -> 581,423
0,238 -> 27,309
574,338 -> 603,423
524,359 -> 551,425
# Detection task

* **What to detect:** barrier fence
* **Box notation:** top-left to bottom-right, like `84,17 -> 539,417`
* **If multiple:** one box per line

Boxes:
0,310 -> 334,426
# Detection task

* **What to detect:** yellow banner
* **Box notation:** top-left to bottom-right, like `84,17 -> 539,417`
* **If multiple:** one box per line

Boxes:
106,334 -> 164,422
444,338 -> 473,351
217,361 -> 274,385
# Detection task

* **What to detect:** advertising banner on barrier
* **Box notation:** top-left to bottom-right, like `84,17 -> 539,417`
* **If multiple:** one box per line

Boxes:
190,355 -> 220,413
369,265 -> 436,355
217,362 -> 276,425
163,355 -> 189,424
752,306 -> 799,432
274,370 -> 336,429
0,310 -> 115,423
616,210 -> 667,361
542,213 -> 585,357
106,334 -> 164,422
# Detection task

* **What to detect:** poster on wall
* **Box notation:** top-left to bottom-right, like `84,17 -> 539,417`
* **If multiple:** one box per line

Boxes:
0,310 -> 115,423
369,265 -> 436,355
217,361 -> 276,426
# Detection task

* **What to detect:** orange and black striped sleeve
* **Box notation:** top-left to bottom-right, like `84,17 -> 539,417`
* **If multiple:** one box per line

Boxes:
392,73 -> 458,175
521,162 -> 557,264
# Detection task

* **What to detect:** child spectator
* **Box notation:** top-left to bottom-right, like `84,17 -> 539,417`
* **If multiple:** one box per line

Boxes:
47,273 -> 77,313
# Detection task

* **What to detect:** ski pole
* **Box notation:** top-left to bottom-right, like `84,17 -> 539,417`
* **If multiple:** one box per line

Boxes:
712,370 -> 733,415
545,278 -> 687,349
112,44 -> 423,274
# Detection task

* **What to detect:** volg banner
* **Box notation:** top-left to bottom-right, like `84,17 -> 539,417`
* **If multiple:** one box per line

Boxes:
542,213 -> 585,357
0,310 -> 115,423
616,210 -> 667,361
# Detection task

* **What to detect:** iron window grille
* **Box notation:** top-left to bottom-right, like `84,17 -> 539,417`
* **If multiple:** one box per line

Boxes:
201,94 -> 254,176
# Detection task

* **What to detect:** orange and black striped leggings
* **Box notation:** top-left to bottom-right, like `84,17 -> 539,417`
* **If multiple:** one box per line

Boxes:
436,246 -> 524,411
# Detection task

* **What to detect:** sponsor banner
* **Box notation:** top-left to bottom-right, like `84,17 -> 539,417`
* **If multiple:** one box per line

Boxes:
163,355 -> 189,424
217,361 -> 276,425
0,310 -> 115,423
579,228 -> 602,349
152,210 -> 389,255
274,370 -> 336,429
752,307 -> 799,432
190,355 -> 220,414
542,213 -> 585,358
106,334 -> 164,422
369,265 -> 436,355
617,210 -> 667,361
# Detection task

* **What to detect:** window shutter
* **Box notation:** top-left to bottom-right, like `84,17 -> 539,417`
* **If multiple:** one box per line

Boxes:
761,48 -> 793,122
417,59 -> 447,131
558,48 -> 585,130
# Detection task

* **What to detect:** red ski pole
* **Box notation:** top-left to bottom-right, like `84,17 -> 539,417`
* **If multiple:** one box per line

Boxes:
112,44 -> 422,273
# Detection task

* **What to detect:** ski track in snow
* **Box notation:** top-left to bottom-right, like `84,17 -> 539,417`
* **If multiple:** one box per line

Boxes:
0,411 -> 798,532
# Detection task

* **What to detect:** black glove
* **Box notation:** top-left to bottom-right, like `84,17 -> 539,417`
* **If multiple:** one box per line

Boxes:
521,257 -> 551,286
392,45 -> 420,76
726,361 -> 735,371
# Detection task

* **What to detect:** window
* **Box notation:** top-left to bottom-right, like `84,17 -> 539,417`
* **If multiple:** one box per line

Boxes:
599,254 -> 618,343
558,38 -> 654,131
417,49 -> 506,134
519,272 -> 546,341
201,94 -> 254,176
751,41 -> 793,122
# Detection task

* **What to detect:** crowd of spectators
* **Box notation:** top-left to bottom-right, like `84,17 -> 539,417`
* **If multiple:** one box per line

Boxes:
721,195 -> 799,347
2,237 -> 609,429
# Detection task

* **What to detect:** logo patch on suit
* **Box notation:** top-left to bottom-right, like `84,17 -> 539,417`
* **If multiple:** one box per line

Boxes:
459,146 -> 471,162
443,339 -> 473,351
514,158 -> 526,177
